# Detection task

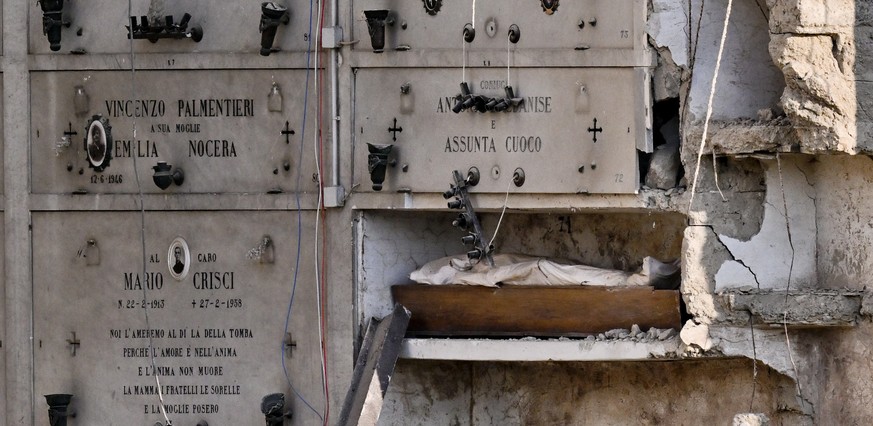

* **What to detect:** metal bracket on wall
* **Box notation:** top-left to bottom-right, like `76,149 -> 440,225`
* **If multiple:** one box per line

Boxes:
444,168 -> 494,266
39,0 -> 72,51
127,13 -> 203,43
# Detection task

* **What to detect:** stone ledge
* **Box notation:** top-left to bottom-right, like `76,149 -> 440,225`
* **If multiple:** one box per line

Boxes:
399,338 -> 682,361
683,120 -> 796,158
718,288 -> 865,327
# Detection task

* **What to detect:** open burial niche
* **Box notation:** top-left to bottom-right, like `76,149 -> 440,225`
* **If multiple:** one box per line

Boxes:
355,210 -> 686,335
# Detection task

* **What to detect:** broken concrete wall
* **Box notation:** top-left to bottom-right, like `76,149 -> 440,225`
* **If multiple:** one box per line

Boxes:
711,157 -> 816,292
768,0 -> 860,152
812,324 -> 873,424
679,156 -> 819,325
813,155 -> 873,289
807,155 -> 873,423
649,0 -> 784,122
654,0 -> 873,424
378,359 -> 806,425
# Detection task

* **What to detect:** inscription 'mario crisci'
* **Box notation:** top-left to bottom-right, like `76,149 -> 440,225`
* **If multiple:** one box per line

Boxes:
108,247 -> 256,421
103,98 -> 255,118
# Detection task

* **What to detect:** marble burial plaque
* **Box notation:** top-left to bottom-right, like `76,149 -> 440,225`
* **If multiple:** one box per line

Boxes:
351,0 -> 645,54
29,0 -> 311,54
354,67 -> 645,194
32,70 -> 319,194
33,211 -> 323,425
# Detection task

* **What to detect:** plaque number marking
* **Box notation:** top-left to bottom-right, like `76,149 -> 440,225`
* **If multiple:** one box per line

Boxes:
388,117 -> 403,141
587,118 -> 603,143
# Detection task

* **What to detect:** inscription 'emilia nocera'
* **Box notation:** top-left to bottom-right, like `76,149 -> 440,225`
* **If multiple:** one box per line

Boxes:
111,139 -> 238,159
101,98 -> 248,160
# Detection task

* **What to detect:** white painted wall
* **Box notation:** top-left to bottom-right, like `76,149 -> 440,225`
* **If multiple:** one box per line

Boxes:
715,157 -> 817,290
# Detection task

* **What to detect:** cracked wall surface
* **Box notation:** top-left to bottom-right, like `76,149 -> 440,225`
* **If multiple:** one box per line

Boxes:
652,0 -> 873,424
713,157 -> 816,291
378,359 -> 807,425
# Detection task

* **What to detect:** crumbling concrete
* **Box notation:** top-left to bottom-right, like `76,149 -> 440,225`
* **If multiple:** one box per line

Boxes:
684,119 -> 795,155
682,157 -> 767,240
379,359 -> 808,425
770,34 -> 857,152
765,0 -> 861,154
723,289 -> 863,327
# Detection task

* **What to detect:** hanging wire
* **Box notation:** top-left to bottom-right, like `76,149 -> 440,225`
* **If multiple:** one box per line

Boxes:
462,36 -> 467,83
488,177 -> 514,250
314,0 -> 331,423
776,153 -> 805,410
506,31 -> 511,86
687,0 -> 733,214
749,312 -> 758,412
127,0 -> 171,424
280,0 -> 325,420
462,0 -> 476,83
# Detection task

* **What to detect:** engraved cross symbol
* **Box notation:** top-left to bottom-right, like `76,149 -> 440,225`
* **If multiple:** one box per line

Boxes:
66,331 -> 81,357
63,122 -> 78,139
281,121 -> 295,144
587,118 -> 603,143
283,332 -> 297,358
388,117 -> 403,141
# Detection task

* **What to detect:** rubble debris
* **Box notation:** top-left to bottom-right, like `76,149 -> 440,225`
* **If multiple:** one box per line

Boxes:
646,142 -> 681,189
591,325 -> 678,343
658,328 -> 674,340
756,108 -> 774,122
733,413 -> 770,426
679,320 -> 714,351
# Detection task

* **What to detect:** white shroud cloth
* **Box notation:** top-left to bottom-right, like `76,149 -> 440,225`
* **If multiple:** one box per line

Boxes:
410,254 -> 678,287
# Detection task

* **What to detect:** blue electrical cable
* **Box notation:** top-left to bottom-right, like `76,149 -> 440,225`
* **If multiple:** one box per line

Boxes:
282,0 -> 324,421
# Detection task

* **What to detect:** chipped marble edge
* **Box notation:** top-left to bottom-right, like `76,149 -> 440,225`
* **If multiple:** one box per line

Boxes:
399,338 -> 682,362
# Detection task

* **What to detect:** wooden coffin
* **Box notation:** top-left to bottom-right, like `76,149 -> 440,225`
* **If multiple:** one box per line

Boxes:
391,285 -> 682,337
